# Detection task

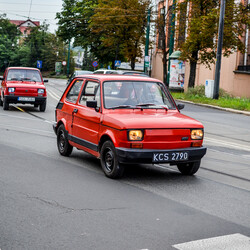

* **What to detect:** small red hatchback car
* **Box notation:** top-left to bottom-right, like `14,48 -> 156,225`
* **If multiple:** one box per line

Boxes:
53,75 -> 206,178
0,67 -> 47,111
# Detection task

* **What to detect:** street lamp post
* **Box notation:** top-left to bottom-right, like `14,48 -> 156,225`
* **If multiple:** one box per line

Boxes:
66,40 -> 71,77
213,0 -> 226,99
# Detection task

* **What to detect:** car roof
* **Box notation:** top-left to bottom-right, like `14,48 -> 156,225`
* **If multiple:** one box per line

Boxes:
75,74 -> 161,82
7,67 -> 40,71
75,70 -> 93,74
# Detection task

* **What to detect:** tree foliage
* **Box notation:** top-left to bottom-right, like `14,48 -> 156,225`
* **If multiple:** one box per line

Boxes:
56,0 -> 150,69
175,0 -> 250,88
0,14 -> 20,71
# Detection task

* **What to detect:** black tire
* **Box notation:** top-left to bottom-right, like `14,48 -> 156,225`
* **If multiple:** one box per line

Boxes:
39,101 -> 46,112
3,97 -> 9,110
57,124 -> 73,156
34,104 -> 39,108
100,141 -> 125,179
0,95 -> 3,106
177,160 -> 201,175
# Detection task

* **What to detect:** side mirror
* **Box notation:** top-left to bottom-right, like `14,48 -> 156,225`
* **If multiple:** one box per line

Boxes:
86,100 -> 98,109
44,79 -> 48,83
177,103 -> 185,110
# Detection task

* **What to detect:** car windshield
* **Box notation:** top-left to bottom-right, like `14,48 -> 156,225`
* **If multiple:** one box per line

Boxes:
103,81 -> 176,109
7,69 -> 42,82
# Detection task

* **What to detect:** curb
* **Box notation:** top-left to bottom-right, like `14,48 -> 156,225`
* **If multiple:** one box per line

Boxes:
176,99 -> 250,116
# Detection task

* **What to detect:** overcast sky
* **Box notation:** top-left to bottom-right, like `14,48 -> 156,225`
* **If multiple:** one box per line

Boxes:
0,0 -> 63,33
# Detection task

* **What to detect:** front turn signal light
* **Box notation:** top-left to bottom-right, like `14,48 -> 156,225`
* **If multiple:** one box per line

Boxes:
191,129 -> 204,140
128,130 -> 143,141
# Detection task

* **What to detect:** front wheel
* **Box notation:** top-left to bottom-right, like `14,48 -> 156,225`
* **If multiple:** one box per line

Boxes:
177,161 -> 201,175
39,101 -> 46,112
100,141 -> 125,179
3,97 -> 9,110
57,124 -> 73,156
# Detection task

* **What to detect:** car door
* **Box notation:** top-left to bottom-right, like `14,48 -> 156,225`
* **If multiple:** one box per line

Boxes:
71,79 -> 101,153
62,79 -> 84,135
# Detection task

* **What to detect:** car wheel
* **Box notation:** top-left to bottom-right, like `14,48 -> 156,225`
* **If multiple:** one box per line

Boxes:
39,101 -> 46,112
100,141 -> 125,179
177,160 -> 201,175
57,124 -> 73,156
3,97 -> 9,110
0,96 -> 3,106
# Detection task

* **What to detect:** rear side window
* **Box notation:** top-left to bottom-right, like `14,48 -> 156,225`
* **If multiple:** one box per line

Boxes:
66,80 -> 84,103
79,81 -> 100,107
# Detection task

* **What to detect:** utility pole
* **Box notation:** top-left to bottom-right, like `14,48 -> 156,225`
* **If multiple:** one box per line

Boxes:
66,39 -> 71,77
213,0 -> 226,99
160,6 -> 167,86
144,9 -> 151,73
166,0 -> 176,87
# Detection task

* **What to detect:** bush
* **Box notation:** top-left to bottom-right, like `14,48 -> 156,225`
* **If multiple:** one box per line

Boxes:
186,85 -> 205,97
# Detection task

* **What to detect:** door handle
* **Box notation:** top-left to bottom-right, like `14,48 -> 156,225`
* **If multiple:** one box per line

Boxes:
73,108 -> 78,114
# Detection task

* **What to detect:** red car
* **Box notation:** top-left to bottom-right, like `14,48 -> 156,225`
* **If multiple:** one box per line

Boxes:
53,75 -> 206,179
0,67 -> 47,111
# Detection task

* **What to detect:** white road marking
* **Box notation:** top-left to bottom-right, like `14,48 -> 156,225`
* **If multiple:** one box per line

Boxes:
205,137 -> 250,152
173,233 -> 250,250
47,89 -> 60,100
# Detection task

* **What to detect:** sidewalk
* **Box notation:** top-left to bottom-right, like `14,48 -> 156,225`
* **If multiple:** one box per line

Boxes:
176,99 -> 250,116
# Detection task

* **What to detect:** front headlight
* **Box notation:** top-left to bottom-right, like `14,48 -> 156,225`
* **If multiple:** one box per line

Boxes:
38,89 -> 45,94
191,129 -> 204,140
128,130 -> 144,141
8,87 -> 15,93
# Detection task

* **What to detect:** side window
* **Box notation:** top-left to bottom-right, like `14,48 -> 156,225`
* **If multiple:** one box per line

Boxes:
66,80 -> 84,103
80,81 -> 100,107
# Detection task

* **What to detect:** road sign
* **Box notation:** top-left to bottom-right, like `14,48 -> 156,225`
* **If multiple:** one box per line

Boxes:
92,61 -> 98,67
55,62 -> 62,73
145,61 -> 150,67
115,60 -> 121,67
37,60 -> 42,69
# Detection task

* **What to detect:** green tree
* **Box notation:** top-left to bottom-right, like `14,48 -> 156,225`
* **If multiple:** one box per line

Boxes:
0,14 -> 20,71
56,0 -> 150,69
176,0 -> 250,88
90,0 -> 150,69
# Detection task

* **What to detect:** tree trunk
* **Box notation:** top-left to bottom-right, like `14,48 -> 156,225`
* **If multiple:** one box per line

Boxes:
188,51 -> 198,88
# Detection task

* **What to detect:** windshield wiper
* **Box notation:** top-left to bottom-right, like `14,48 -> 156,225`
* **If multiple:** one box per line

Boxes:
111,105 -> 136,109
136,103 -> 168,111
136,103 -> 156,107
21,78 -> 36,82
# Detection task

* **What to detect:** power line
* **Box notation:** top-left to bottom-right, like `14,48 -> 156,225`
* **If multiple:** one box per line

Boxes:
0,1 -> 61,6
28,0 -> 33,18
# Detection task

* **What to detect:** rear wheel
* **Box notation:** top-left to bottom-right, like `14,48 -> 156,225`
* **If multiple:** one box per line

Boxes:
177,161 -> 201,175
100,141 -> 125,179
3,97 -> 9,110
39,101 -> 46,112
57,124 -> 73,156
0,96 -> 3,106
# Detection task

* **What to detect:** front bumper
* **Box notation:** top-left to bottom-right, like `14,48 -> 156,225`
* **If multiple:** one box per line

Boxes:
116,147 -> 207,164
5,95 -> 46,105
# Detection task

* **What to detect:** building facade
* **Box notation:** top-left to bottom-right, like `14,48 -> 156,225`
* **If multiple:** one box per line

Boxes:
151,0 -> 250,98
10,19 -> 40,37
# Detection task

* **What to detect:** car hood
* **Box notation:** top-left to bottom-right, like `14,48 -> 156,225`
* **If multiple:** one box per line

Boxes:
6,81 -> 45,88
102,110 -> 203,130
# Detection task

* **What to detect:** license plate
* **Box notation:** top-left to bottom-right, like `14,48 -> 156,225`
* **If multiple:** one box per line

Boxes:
18,97 -> 35,102
153,151 -> 189,163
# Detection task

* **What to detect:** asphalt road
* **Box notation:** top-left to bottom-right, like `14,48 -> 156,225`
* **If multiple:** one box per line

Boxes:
0,78 -> 250,250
